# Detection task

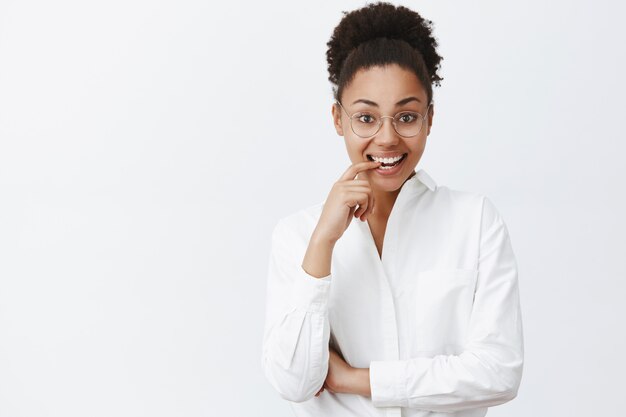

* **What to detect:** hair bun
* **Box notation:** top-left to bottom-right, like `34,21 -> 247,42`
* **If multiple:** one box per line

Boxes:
326,1 -> 443,87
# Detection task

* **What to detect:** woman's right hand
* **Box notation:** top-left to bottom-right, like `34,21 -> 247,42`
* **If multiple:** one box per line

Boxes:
312,160 -> 382,244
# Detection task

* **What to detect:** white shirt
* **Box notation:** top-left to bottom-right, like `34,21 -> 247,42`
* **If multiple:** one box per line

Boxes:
261,169 -> 524,417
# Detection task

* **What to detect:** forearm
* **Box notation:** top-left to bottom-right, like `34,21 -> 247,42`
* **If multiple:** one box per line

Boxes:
342,367 -> 371,397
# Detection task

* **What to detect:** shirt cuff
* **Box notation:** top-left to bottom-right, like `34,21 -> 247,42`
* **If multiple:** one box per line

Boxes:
369,360 -> 408,408
289,264 -> 331,313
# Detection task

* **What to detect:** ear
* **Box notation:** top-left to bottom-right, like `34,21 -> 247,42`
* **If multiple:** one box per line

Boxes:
426,103 -> 434,136
331,103 -> 344,136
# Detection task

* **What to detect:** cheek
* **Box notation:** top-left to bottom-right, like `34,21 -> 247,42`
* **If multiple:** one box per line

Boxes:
410,138 -> 427,155
405,141 -> 426,163
344,138 -> 368,159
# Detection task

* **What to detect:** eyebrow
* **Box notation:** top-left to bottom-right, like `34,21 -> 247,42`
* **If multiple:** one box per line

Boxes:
351,96 -> 422,107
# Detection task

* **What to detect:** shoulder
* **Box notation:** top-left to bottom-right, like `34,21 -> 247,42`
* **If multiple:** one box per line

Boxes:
432,184 -> 483,205
429,184 -> 506,227
429,184 -> 484,213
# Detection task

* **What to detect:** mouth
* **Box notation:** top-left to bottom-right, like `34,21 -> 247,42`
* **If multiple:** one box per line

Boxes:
366,153 -> 408,169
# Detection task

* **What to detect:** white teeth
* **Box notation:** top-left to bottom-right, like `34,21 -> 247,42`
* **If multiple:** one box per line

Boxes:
370,154 -> 404,163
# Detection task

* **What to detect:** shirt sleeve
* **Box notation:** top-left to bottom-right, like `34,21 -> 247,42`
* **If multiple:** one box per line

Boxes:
369,196 -> 524,412
261,217 -> 333,403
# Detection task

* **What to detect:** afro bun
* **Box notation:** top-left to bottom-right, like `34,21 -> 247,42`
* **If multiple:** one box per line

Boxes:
326,1 -> 443,103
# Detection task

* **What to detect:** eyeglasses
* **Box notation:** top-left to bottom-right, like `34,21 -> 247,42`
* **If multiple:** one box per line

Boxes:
336,100 -> 431,138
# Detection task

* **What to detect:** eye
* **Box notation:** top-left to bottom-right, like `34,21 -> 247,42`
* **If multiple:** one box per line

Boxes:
397,112 -> 418,123
355,113 -> 377,124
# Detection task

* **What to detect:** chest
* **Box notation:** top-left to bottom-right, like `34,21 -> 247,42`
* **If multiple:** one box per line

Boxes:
366,217 -> 387,260
326,207 -> 482,367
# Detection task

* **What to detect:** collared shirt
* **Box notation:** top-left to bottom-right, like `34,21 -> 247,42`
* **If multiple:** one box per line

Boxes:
261,169 -> 524,417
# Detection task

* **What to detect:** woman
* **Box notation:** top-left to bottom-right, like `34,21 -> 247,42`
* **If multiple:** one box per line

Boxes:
261,2 -> 524,416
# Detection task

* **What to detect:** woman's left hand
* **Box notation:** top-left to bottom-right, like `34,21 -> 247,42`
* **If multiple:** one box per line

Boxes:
315,346 -> 355,396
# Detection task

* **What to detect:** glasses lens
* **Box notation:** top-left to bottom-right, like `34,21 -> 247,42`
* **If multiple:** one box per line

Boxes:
394,112 -> 423,137
346,108 -> 427,138
351,112 -> 380,138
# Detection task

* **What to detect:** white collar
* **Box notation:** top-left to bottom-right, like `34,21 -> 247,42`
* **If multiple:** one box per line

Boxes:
317,169 -> 436,210
382,168 -> 437,212
410,168 -> 437,192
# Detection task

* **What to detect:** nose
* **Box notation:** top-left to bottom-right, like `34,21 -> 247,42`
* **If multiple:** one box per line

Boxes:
372,116 -> 400,146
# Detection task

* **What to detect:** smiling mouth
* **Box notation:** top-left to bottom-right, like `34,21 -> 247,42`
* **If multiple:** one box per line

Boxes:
366,153 -> 407,167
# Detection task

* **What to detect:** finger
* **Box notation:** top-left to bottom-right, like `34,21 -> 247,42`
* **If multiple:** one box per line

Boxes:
347,191 -> 369,217
341,182 -> 373,219
361,192 -> 375,221
362,189 -> 374,221
349,188 -> 372,218
353,201 -> 368,220
354,198 -> 369,219
339,160 -> 381,182
342,185 -> 372,192
348,204 -> 356,220
342,179 -> 370,187
345,190 -> 370,208
342,185 -> 371,206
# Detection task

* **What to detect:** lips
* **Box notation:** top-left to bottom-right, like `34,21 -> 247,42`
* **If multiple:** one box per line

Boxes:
367,153 -> 407,165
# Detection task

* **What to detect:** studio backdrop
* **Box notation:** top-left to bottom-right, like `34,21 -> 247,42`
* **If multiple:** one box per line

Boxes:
0,1 -> 624,416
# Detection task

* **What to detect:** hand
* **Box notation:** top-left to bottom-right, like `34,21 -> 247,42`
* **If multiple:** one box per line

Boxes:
315,346 -> 354,397
313,160 -> 381,244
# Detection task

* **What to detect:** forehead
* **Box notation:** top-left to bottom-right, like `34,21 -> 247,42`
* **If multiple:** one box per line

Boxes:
342,63 -> 427,107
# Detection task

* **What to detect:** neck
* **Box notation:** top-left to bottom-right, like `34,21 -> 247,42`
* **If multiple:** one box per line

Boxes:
371,170 -> 416,219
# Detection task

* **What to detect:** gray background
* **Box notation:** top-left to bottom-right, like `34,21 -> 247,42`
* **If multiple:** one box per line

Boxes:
1,0 -> 624,416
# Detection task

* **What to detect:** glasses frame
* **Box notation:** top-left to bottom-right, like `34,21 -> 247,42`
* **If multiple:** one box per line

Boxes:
335,100 -> 432,139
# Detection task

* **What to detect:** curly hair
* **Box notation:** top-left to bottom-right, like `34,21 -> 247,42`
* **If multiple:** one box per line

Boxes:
326,1 -> 443,105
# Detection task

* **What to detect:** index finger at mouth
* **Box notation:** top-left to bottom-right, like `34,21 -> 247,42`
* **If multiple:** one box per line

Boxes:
339,161 -> 381,181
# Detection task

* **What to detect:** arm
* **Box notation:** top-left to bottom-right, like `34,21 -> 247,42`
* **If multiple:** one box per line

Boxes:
367,197 -> 524,412
261,218 -> 335,403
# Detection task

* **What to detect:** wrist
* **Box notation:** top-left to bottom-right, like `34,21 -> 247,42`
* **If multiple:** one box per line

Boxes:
311,228 -> 338,247
302,229 -> 336,279
347,367 -> 371,397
